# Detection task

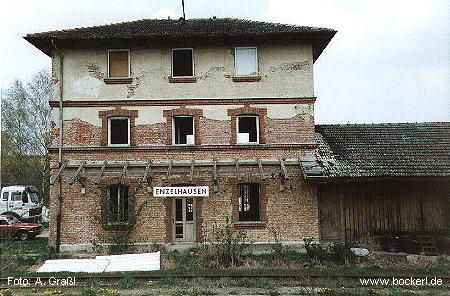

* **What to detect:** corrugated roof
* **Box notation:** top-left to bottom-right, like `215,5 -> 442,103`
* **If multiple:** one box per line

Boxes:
315,122 -> 450,178
24,18 -> 336,60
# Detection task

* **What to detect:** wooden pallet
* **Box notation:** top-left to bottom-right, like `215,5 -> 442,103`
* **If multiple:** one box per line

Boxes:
417,235 -> 439,256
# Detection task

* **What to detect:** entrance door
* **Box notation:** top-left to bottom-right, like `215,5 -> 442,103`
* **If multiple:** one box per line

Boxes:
173,198 -> 195,242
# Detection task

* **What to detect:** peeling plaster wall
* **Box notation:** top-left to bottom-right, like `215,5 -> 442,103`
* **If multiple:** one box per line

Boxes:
58,43 -> 314,101
51,103 -> 314,146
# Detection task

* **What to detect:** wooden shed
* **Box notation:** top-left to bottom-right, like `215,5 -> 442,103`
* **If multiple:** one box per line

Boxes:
315,122 -> 449,242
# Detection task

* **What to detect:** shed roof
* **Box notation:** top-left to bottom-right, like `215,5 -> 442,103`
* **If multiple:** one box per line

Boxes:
24,18 -> 336,60
315,122 -> 450,178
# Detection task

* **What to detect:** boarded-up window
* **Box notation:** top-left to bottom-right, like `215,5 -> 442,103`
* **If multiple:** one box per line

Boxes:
108,50 -> 129,78
108,117 -> 130,146
239,183 -> 260,221
237,115 -> 259,144
172,49 -> 194,77
235,47 -> 258,76
107,184 -> 129,223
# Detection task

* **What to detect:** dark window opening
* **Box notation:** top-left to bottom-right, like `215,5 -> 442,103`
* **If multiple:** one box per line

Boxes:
238,183 -> 260,221
108,50 -> 129,78
2,192 -> 8,202
172,49 -> 193,77
186,198 -> 194,221
106,184 -> 129,223
109,117 -> 129,145
173,116 -> 194,145
21,192 -> 28,204
238,116 -> 258,143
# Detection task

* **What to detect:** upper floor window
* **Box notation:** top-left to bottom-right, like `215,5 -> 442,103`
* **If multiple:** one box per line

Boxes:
108,49 -> 130,78
239,183 -> 260,221
173,116 -> 195,145
108,117 -> 130,146
172,48 -> 194,77
237,115 -> 259,144
235,47 -> 258,76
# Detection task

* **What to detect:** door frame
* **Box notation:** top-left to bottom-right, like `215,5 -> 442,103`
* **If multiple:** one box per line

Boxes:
172,197 -> 196,242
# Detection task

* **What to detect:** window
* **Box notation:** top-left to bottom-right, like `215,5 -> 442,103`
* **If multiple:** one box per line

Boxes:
22,192 -> 28,204
173,116 -> 194,145
11,192 -> 22,202
172,49 -> 194,77
108,49 -> 130,78
0,219 -> 8,225
2,192 -> 8,202
108,117 -> 130,146
237,115 -> 259,144
235,47 -> 258,76
106,184 -> 129,223
239,183 -> 260,221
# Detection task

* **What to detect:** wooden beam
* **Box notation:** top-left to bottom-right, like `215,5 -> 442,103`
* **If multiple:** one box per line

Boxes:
140,160 -> 152,183
69,161 -> 85,185
94,161 -> 107,184
189,160 -> 195,183
257,159 -> 264,180
120,161 -> 129,183
280,158 -> 289,180
235,159 -> 242,182
165,160 -> 173,183
50,160 -> 68,185
213,159 -> 218,183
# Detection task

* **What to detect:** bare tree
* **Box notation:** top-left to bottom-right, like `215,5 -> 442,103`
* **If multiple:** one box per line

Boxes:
1,70 -> 51,204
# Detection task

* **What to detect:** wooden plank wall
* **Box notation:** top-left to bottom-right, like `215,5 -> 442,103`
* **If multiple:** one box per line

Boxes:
318,178 -> 449,242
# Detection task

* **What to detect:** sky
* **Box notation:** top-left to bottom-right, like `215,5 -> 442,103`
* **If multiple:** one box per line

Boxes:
0,0 -> 448,124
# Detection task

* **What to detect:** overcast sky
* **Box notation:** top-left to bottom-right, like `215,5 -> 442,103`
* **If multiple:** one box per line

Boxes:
1,0 -> 448,124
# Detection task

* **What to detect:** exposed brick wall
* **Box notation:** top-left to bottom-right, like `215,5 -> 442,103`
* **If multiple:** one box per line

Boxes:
200,117 -> 231,145
266,114 -> 315,143
49,149 -> 320,247
62,119 -> 101,146
134,123 -> 167,146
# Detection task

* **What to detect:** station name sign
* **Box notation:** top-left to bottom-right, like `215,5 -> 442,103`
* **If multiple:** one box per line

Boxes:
153,186 -> 209,197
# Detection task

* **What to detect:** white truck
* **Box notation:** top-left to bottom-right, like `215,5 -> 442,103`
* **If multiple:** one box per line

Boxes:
0,185 -> 43,221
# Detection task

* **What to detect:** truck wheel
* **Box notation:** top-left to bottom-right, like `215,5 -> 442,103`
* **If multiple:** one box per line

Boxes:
17,231 -> 29,241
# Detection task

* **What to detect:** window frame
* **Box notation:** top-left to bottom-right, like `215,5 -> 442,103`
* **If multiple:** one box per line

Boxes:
238,183 -> 261,222
171,48 -> 195,78
106,184 -> 129,224
172,115 -> 195,146
107,49 -> 131,79
234,47 -> 258,77
107,116 -> 131,147
236,115 -> 260,144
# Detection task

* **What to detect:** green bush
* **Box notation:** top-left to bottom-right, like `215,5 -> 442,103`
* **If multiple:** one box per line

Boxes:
303,237 -> 326,265
116,276 -> 139,289
327,241 -> 355,265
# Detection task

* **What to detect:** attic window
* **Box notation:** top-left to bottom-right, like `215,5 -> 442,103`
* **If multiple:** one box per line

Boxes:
108,50 -> 130,78
237,115 -> 259,144
108,117 -> 130,146
172,49 -> 194,77
235,47 -> 258,76
173,116 -> 194,145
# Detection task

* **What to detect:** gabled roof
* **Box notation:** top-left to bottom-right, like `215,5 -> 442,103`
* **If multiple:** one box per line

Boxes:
315,122 -> 450,178
24,18 -> 336,60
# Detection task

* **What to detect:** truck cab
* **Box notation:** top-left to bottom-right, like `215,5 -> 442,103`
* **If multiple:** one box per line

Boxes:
0,186 -> 43,221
